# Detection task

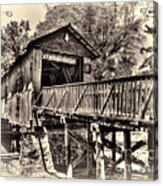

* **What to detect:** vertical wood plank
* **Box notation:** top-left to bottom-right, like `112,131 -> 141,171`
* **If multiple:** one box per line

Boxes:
148,127 -> 158,180
112,131 -> 116,162
133,81 -> 137,118
125,81 -> 128,115
33,49 -> 42,93
129,82 -> 133,118
92,123 -> 105,179
124,130 -> 131,180
121,82 -> 124,115
117,83 -> 120,115
87,122 -> 92,177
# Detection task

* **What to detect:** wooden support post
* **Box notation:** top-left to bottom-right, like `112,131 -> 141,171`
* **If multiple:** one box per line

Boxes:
124,130 -> 132,180
87,123 -> 92,177
111,131 -> 116,172
112,131 -> 116,162
91,123 -> 105,179
148,127 -> 158,180
62,116 -> 72,178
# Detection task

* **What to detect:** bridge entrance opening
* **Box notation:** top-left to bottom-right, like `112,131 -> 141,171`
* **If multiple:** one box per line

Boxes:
41,58 -> 83,87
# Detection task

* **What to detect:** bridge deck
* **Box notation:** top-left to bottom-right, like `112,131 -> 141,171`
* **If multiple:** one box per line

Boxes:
35,73 -> 157,126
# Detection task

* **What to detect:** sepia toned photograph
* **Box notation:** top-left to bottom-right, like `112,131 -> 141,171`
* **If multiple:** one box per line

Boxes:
1,1 -> 158,180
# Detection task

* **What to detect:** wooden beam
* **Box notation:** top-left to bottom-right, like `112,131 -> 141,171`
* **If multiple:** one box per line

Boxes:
141,82 -> 153,119
100,85 -> 114,115
148,127 -> 158,180
87,123 -> 93,177
123,130 -> 131,180
112,131 -> 116,162
72,149 -> 87,169
55,89 -> 68,111
114,140 -> 146,166
33,91 -> 43,106
73,85 -> 88,112
64,121 -> 72,178
68,129 -> 94,152
45,91 -> 55,107
91,123 -> 105,179
62,67 -> 72,83
103,137 -> 122,154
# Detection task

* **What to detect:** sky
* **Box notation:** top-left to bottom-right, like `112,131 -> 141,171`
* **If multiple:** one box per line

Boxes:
1,4 -> 47,34
1,1 -> 154,35
1,1 -> 155,70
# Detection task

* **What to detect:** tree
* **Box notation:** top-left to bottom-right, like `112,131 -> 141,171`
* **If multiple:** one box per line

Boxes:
35,2 -> 146,80
1,20 -> 31,75
136,3 -> 158,75
35,4 -> 83,37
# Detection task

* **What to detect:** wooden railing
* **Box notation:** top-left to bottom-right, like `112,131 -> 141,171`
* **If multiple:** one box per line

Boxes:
40,74 -> 157,123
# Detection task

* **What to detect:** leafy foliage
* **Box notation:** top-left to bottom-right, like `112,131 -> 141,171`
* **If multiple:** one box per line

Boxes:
1,3 -> 147,79
1,20 -> 30,75
35,3 -> 146,79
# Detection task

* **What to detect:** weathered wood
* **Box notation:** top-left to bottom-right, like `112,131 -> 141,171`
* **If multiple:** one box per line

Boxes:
91,123 -> 105,179
141,81 -> 153,119
117,83 -> 120,115
121,83 -> 124,115
125,81 -> 128,115
112,131 -> 116,162
45,91 -> 55,107
55,89 -> 68,111
87,123 -> 93,176
68,129 -> 94,152
62,117 -> 72,177
133,81 -> 137,117
103,137 -> 122,154
114,140 -> 146,166
39,73 -> 156,124
100,85 -> 114,114
33,49 -> 42,92
138,80 -> 142,115
148,127 -> 158,180
123,130 -> 131,180
33,91 -> 43,106
73,85 -> 88,112
77,57 -> 84,82
72,150 -> 87,169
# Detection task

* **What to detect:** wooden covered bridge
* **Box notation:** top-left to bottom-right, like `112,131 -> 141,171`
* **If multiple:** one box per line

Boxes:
1,24 -> 157,180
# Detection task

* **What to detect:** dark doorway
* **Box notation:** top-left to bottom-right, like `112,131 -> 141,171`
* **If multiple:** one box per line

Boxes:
41,59 -> 83,87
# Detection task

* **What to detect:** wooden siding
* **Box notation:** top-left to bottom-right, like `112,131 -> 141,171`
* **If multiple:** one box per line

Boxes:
1,48 -> 43,99
1,50 -> 34,98
42,51 -> 76,65
32,48 -> 42,92
33,30 -> 94,58
1,90 -> 33,125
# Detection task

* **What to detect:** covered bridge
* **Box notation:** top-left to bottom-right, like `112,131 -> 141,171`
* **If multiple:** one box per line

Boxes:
1,23 -> 100,124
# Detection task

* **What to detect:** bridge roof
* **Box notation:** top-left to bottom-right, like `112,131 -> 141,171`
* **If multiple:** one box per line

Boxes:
27,23 -> 100,59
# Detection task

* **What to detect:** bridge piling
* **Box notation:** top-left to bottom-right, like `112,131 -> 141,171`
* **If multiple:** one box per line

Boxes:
63,117 -> 72,178
92,123 -> 105,179
87,122 -> 93,177
147,126 -> 157,180
123,129 -> 131,180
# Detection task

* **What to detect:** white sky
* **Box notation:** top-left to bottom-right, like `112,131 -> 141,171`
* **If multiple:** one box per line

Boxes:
1,4 -> 47,34
1,1 -> 153,34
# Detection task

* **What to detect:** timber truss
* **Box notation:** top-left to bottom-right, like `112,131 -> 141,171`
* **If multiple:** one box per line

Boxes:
33,73 -> 158,180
